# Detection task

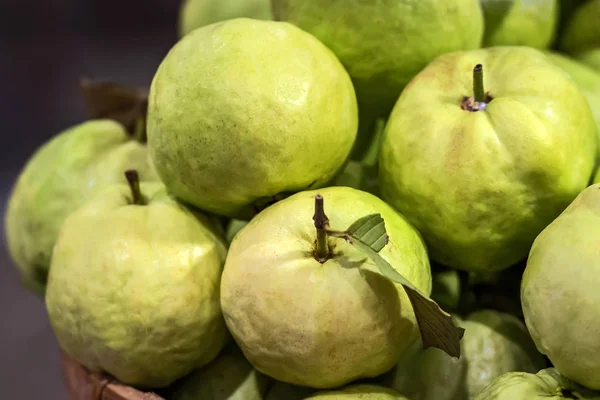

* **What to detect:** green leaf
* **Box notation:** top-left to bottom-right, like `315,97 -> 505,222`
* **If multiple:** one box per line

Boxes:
346,213 -> 388,252
344,216 -> 465,358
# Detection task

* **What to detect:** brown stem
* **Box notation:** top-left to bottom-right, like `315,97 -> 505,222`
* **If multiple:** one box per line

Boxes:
313,194 -> 329,262
124,170 -> 144,205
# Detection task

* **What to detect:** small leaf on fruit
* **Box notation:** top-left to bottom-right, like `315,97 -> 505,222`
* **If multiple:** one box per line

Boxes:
342,215 -> 465,358
346,213 -> 388,252
79,77 -> 148,139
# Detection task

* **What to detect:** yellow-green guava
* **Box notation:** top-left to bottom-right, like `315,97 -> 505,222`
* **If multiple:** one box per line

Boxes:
220,186 -> 431,389
4,119 -> 158,295
172,344 -> 272,400
521,183 -> 600,390
272,0 -> 483,152
306,384 -> 410,400
560,0 -> 600,71
474,369 -> 600,399
147,18 -> 358,219
178,0 -> 272,37
547,51 -> 600,148
390,310 -> 546,400
45,179 -> 229,388
481,0 -> 558,49
379,46 -> 598,272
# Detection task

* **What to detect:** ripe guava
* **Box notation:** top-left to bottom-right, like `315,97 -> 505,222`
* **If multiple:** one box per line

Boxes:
220,186 -> 431,388
480,0 -> 558,49
379,46 -> 598,272
521,183 -> 600,390
147,18 -> 358,219
474,369 -> 600,399
272,0 -> 483,151
547,51 -> 600,147
172,344 -> 271,400
560,0 -> 600,71
178,0 -> 272,37
45,175 -> 229,388
306,384 -> 410,400
4,119 -> 157,294
390,310 -> 545,400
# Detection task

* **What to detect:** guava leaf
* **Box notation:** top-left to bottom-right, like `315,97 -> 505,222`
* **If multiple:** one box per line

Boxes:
79,77 -> 148,140
342,214 -> 465,358
346,213 -> 388,252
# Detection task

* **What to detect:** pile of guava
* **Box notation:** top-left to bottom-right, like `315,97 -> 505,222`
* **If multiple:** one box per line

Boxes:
5,1 -> 600,399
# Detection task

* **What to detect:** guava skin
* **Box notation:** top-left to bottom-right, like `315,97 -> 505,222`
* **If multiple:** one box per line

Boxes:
148,18 -> 358,219
272,0 -> 483,128
379,46 -> 598,272
560,0 -> 600,64
45,182 -> 229,389
474,368 -> 600,399
178,0 -> 272,37
220,186 -> 432,389
172,344 -> 271,400
306,384 -> 410,400
481,0 -> 558,49
4,119 -> 158,294
547,52 -> 600,152
391,310 -> 545,400
522,184 -> 600,390
578,50 -> 600,72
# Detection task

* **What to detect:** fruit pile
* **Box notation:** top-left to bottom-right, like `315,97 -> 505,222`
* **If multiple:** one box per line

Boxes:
5,0 -> 600,399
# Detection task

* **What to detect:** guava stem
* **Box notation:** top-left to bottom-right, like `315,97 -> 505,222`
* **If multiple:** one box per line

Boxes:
125,170 -> 145,205
473,64 -> 485,103
313,194 -> 329,262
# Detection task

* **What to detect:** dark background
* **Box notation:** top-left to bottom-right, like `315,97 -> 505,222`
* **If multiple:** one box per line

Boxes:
0,1 -> 181,398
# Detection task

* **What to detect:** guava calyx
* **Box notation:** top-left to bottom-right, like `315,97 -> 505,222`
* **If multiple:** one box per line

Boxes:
79,77 -> 149,141
124,170 -> 145,205
312,194 -> 331,263
461,64 -> 493,112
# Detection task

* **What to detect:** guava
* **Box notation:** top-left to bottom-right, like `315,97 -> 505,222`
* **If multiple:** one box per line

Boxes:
560,0 -> 600,71
171,344 -> 271,400
45,174 -> 229,388
594,168 -> 600,184
147,18 -> 358,219
178,0 -> 272,37
547,52 -> 600,146
4,119 -> 158,295
474,369 -> 600,399
306,384 -> 409,400
379,46 -> 598,272
272,0 -> 483,151
480,0 -> 558,49
521,183 -> 600,390
430,270 -> 462,314
220,186 -> 432,388
390,310 -> 546,400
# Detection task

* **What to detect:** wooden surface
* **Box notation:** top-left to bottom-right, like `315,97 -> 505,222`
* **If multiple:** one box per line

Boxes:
60,351 -> 165,400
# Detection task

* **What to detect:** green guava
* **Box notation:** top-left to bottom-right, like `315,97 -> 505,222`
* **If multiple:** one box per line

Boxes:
4,119 -> 158,295
220,186 -> 432,389
172,344 -> 272,400
521,183 -> 600,390
390,310 -> 546,400
480,0 -> 558,49
547,51 -> 600,150
430,270 -> 461,314
178,0 -> 272,37
594,168 -> 600,184
306,384 -> 409,400
45,177 -> 229,388
474,369 -> 600,399
272,0 -> 483,151
379,46 -> 598,272
147,18 -> 358,219
560,0 -> 600,70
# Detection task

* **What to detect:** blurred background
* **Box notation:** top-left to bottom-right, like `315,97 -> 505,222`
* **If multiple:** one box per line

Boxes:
0,1 -> 180,397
